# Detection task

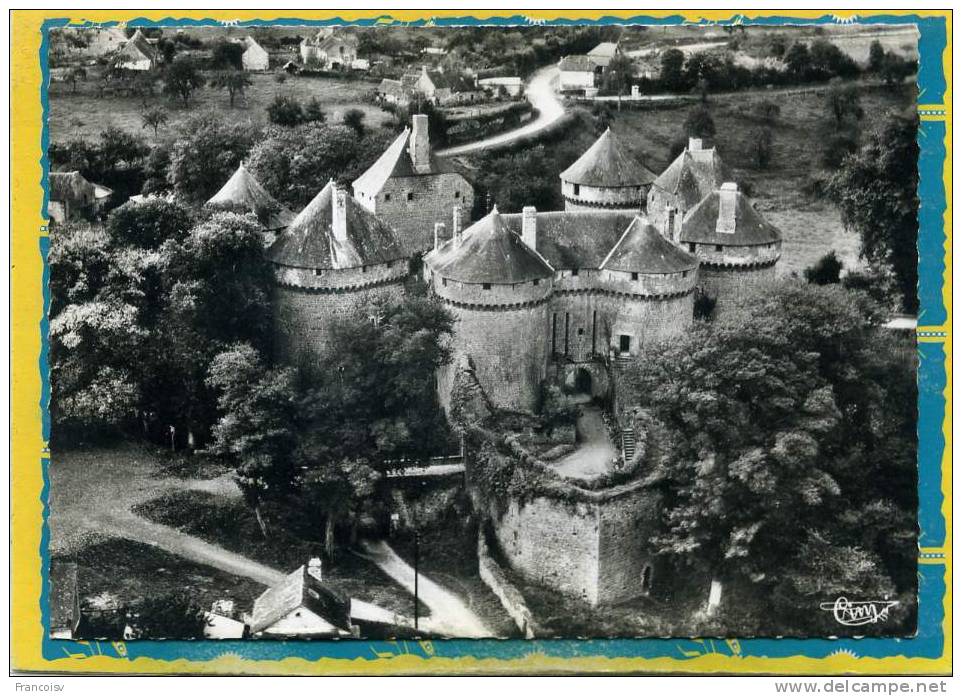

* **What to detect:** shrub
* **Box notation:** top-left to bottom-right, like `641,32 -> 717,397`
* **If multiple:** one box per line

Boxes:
804,251 -> 843,285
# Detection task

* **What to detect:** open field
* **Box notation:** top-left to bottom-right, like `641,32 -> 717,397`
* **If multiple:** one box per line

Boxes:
48,70 -> 391,144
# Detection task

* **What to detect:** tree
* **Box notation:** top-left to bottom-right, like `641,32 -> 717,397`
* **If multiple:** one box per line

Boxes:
141,107 -> 169,137
304,97 -> 326,123
247,123 -> 393,207
603,52 -> 636,97
784,42 -> 811,79
751,126 -> 774,168
868,40 -> 886,73
266,94 -> 305,126
163,55 -> 205,106
804,251 -> 843,285
66,66 -> 87,93
166,112 -> 259,201
475,146 -> 563,213
211,38 -> 245,70
684,105 -> 716,140
828,113 -> 919,312
210,70 -> 252,107
105,197 -> 193,249
660,48 -> 686,91
633,281 -> 915,621
825,81 -> 864,128
341,107 -> 366,136
753,99 -> 780,126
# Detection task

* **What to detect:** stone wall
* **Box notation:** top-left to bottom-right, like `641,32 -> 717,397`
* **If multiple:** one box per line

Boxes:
561,181 -> 647,212
490,481 -> 661,606
437,300 -> 550,414
698,262 -> 778,316
357,172 -> 475,254
272,268 -> 408,368
478,530 -> 538,638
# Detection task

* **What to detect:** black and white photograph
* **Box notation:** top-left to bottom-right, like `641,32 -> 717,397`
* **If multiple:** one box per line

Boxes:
45,20 -> 921,641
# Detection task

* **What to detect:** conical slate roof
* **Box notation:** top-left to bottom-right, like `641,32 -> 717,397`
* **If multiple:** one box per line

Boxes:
560,128 -> 657,188
426,207 -> 554,284
602,217 -> 699,274
268,181 -> 407,269
207,164 -> 295,230
652,145 -> 729,209
680,187 -> 782,246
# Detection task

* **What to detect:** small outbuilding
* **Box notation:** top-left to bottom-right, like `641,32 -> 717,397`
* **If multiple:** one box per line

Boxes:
241,36 -> 269,71
48,171 -> 112,224
113,29 -> 157,71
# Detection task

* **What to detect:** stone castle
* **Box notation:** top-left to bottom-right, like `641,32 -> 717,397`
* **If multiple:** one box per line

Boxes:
241,115 -> 783,608
259,116 -> 783,408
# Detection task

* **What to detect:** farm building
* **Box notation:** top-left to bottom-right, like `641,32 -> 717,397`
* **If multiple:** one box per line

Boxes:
249,559 -> 357,639
241,36 -> 269,71
586,41 -> 621,68
48,171 -> 112,224
559,54 -> 598,91
300,31 -> 358,69
112,28 -> 157,71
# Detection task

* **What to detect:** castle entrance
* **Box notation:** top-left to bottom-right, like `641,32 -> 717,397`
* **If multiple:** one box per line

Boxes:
574,367 -> 592,395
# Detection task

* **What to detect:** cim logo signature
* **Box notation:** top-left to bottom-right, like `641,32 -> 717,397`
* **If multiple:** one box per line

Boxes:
819,597 -> 899,626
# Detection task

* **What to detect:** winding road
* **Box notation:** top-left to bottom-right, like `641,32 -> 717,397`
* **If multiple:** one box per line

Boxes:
436,65 -> 565,157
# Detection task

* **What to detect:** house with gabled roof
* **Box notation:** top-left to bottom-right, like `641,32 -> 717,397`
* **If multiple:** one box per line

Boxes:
48,171 -> 112,224
352,114 -> 475,254
300,30 -> 358,69
587,41 -> 621,68
250,559 -> 357,639
647,137 -> 731,241
559,54 -> 599,91
113,29 -> 157,71
240,36 -> 269,71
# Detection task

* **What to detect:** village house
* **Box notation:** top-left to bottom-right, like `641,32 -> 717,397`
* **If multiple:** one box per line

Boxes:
49,563 -> 80,639
112,28 -> 157,71
352,114 -> 475,253
249,559 -> 357,639
56,25 -> 128,59
586,41 -> 621,68
300,30 -> 359,69
378,66 -> 483,107
240,35 -> 269,71
48,171 -> 112,224
558,54 -> 599,91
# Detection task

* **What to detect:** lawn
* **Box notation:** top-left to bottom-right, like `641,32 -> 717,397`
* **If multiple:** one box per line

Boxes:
48,69 -> 392,144
53,536 -> 265,612
134,489 -> 429,619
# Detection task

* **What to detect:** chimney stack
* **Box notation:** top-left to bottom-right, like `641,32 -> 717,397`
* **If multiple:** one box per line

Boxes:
521,206 -> 537,250
665,204 -> 677,242
332,183 -> 349,243
307,557 -> 323,581
452,204 -> 463,246
434,222 -> 445,250
688,137 -> 703,152
411,114 -> 431,174
716,182 -> 738,235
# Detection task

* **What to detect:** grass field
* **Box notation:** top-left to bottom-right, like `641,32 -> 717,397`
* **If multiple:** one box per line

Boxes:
48,69 -> 392,144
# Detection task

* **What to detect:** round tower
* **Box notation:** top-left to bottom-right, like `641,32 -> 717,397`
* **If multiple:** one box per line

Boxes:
679,182 -> 782,314
268,180 -> 410,367
423,206 -> 554,413
559,128 -> 657,212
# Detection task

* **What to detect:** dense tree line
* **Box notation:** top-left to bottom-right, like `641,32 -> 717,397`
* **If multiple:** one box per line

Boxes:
627,281 -> 917,634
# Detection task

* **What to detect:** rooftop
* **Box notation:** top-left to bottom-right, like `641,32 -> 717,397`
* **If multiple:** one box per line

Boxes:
652,141 -> 730,210
560,128 -> 657,189
207,164 -> 295,230
250,562 -> 351,635
680,184 -> 782,246
426,207 -> 554,284
601,216 -> 699,273
559,55 -> 597,72
268,181 -> 407,269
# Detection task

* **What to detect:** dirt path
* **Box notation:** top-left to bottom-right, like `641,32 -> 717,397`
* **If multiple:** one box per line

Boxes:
437,65 -> 564,156
356,539 -> 494,638
551,405 -> 618,480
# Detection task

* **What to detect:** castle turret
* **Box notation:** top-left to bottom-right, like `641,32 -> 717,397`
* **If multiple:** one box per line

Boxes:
559,128 -> 657,212
207,163 -> 295,232
268,180 -> 410,365
424,207 -> 554,412
647,138 -> 729,241
679,182 -> 781,314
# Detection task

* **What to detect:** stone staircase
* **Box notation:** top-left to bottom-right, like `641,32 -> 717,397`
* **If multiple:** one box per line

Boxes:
621,427 -> 636,462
